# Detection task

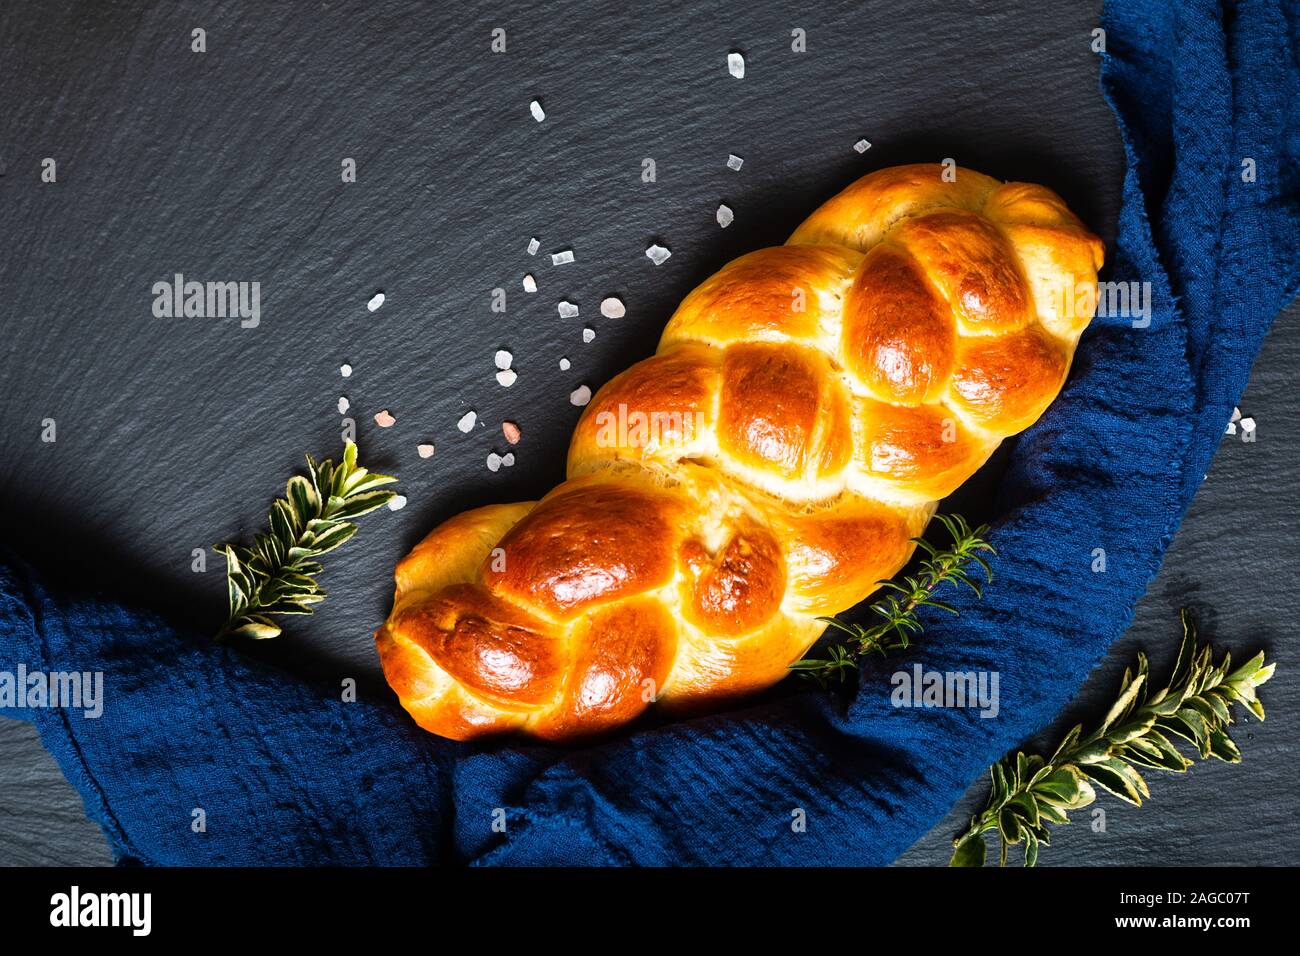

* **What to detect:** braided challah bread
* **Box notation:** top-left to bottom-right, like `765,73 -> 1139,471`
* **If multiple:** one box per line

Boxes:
377,163 -> 1104,741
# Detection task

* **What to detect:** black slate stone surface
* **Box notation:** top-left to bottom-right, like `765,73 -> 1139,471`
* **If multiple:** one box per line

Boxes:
0,0 -> 1294,866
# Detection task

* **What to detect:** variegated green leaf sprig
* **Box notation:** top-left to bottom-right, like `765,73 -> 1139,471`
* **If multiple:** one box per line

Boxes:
789,514 -> 995,687
214,442 -> 397,641
950,609 -> 1276,867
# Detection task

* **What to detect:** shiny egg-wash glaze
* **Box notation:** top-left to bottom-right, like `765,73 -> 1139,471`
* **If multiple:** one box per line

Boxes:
377,164 -> 1104,741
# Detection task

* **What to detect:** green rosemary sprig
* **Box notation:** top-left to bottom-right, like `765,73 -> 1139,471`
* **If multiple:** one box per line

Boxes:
214,441 -> 397,641
950,609 -> 1276,867
789,514 -> 995,686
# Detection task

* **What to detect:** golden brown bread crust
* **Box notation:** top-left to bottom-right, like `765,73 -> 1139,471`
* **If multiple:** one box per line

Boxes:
377,163 -> 1104,740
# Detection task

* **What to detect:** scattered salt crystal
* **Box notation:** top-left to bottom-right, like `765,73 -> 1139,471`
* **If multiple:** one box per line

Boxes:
645,243 -> 672,265
853,138 -> 872,154
487,452 -> 503,473
551,249 -> 574,265
559,357 -> 571,371
582,327 -> 595,343
1240,417 -> 1256,433
527,237 -> 540,255
387,494 -> 407,511
496,368 -> 518,387
339,364 -> 353,378
728,52 -> 745,78
1231,406 -> 1242,422
417,443 -> 435,458
495,349 -> 513,370
570,385 -> 592,406
457,411 -> 477,432
374,409 -> 396,427
522,273 -> 537,293
502,452 -> 515,467
717,204 -> 734,228
337,396 -> 350,414
726,154 -> 744,171
1225,422 -> 1237,436
367,292 -> 385,312
529,99 -> 545,122
600,297 -> 625,318
558,300 -> 579,318
503,421 -> 521,444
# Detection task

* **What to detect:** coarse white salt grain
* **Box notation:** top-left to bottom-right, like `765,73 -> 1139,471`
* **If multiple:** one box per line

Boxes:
522,274 -> 537,293
600,297 -> 625,319
1231,406 -> 1242,422
374,409 -> 396,427
530,99 -> 545,122
387,494 -> 407,511
503,421 -> 521,444
570,385 -> 591,406
1225,422 -> 1237,435
496,368 -> 518,387
727,154 -> 744,171
1241,417 -> 1256,433
551,249 -> 575,265
717,204 -> 734,228
527,237 -> 540,255
558,300 -> 579,318
495,349 -> 513,370
853,138 -> 872,154
502,452 -> 515,467
339,364 -> 353,377
559,357 -> 571,371
487,452 -> 503,473
457,411 -> 477,433
582,327 -> 595,343
337,396 -> 350,414
646,243 -> 672,265
417,443 -> 435,458
367,292 -> 385,312
728,52 -> 745,78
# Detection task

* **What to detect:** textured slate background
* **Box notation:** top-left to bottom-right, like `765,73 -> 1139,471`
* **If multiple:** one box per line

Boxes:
1,0 -> 1295,866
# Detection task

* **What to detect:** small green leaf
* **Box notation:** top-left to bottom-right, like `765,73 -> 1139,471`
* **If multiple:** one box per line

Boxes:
1099,672 -> 1146,733
1077,757 -> 1145,806
998,807 -> 1024,845
344,472 -> 400,496
1024,831 -> 1040,867
309,522 -> 360,555
1144,730 -> 1192,770
1031,768 -> 1081,805
1007,792 -> 1039,827
1182,697 -> 1222,732
991,761 -> 1009,802
1107,714 -> 1158,744
1174,708 -> 1212,756
949,835 -> 986,867
1070,740 -> 1113,764
1067,773 -> 1097,810
1048,724 -> 1082,764
1171,610 -> 1198,687
1200,692 -> 1233,725
269,499 -> 296,542
1207,728 -> 1242,763
332,490 -> 397,520
229,615 -> 281,640
286,475 -> 319,523
1036,801 -> 1070,825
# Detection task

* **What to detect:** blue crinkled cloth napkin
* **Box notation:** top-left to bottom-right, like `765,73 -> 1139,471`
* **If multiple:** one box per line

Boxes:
2,0 -> 1298,866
